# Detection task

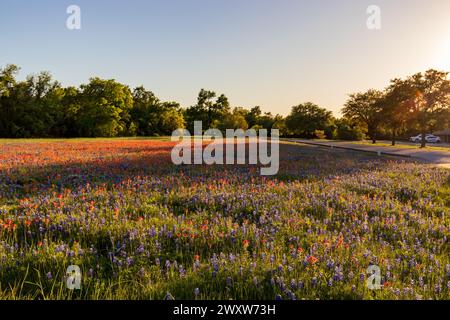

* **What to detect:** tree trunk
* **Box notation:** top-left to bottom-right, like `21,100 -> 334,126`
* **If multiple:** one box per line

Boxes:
371,131 -> 377,144
420,129 -> 426,148
391,129 -> 396,146
368,125 -> 377,144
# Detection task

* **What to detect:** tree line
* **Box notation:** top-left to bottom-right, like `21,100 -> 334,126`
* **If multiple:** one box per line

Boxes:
1,64 -> 449,146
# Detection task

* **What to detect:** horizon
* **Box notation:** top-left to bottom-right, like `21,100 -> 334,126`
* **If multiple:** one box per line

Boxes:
1,0 -> 450,116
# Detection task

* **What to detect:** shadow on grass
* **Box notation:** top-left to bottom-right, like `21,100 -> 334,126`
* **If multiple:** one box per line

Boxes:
0,142 -> 407,199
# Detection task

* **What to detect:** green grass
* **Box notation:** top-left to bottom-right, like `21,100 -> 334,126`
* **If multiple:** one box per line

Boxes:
351,141 -> 450,152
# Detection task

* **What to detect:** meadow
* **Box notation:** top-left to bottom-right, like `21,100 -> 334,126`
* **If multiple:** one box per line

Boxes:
0,139 -> 449,300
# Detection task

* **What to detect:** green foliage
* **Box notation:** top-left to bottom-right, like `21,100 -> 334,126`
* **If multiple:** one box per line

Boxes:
333,118 -> 365,141
76,78 -> 133,137
342,70 -> 450,146
342,89 -> 384,143
159,105 -> 186,134
0,65 -> 64,138
285,102 -> 333,138
185,89 -> 231,131
130,87 -> 185,136
406,70 -> 450,147
215,108 -> 249,131
2,64 -> 449,140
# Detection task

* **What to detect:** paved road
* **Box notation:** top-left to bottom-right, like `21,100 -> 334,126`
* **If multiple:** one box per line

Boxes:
287,139 -> 450,168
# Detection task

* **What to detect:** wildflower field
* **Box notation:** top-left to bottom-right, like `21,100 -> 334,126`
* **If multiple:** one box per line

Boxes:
0,139 -> 449,300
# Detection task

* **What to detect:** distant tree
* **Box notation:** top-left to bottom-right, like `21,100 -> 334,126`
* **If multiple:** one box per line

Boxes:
1,67 -> 63,137
334,118 -> 365,141
131,86 -> 161,136
77,78 -> 133,137
245,106 -> 262,128
216,108 -> 249,131
0,64 -> 19,96
0,64 -> 20,137
272,115 -> 288,136
185,89 -> 230,131
23,71 -> 64,137
158,102 -> 185,135
406,70 -> 450,148
57,86 -> 82,137
5,63 -> 448,142
342,89 -> 384,143
131,89 -> 185,136
381,79 -> 416,146
285,102 -> 333,138
258,112 -> 277,131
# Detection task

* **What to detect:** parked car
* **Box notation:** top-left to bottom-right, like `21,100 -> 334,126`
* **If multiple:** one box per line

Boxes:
410,134 -> 441,143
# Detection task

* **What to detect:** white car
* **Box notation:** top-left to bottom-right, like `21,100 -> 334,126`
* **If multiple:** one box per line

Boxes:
410,134 -> 441,143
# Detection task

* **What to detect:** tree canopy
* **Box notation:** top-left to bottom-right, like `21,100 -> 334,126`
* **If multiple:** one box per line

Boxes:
1,64 -> 449,144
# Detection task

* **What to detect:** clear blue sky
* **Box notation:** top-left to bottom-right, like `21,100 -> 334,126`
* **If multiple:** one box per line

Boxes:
1,0 -> 450,115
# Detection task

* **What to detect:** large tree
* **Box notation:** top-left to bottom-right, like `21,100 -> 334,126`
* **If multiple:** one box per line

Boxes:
77,78 -> 133,137
56,86 -> 82,137
158,102 -> 185,135
0,66 -> 64,137
342,89 -> 384,144
406,70 -> 450,148
216,107 -> 249,131
185,89 -> 230,131
131,86 -> 160,136
381,79 -> 416,146
23,71 -> 64,137
245,106 -> 262,128
0,64 -> 20,137
285,102 -> 333,138
131,88 -> 186,136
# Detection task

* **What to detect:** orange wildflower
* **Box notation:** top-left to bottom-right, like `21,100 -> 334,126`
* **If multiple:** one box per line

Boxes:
307,256 -> 318,264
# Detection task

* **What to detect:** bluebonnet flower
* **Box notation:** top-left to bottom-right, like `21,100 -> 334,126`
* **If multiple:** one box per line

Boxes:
126,257 -> 134,266
270,278 -> 275,286
418,277 -> 424,287
435,284 -> 442,294
290,279 -> 296,290
287,291 -> 296,300
164,292 -> 175,300
179,265 -> 186,277
136,244 -> 144,255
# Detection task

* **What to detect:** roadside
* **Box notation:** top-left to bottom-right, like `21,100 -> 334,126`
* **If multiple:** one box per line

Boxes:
354,140 -> 450,151
286,139 -> 450,168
